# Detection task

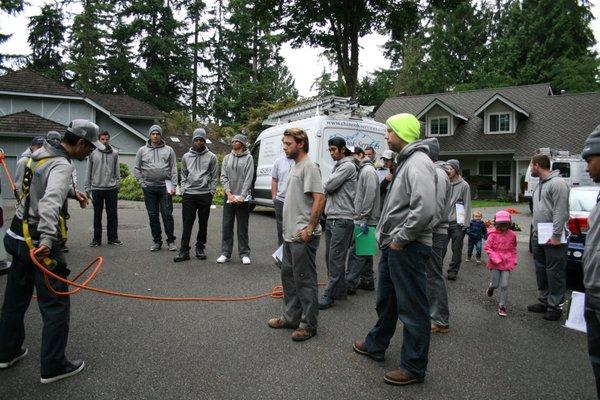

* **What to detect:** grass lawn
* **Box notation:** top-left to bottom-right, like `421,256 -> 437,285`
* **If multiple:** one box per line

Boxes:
471,199 -> 522,208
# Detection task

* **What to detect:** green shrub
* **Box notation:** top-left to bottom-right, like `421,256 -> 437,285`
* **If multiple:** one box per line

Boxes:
118,175 -> 143,201
119,163 -> 130,180
213,183 -> 225,205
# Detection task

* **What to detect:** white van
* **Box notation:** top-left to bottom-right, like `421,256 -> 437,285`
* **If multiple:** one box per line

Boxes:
250,115 -> 388,207
524,148 -> 593,212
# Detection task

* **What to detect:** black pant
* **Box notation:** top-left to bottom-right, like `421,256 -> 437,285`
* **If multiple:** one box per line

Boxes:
0,234 -> 71,376
273,198 -> 284,246
180,193 -> 213,251
92,188 -> 119,243
585,292 -> 600,399
142,186 -> 175,244
221,202 -> 250,257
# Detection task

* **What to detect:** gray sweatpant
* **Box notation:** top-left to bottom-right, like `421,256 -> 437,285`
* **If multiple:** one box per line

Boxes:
532,235 -> 567,312
445,223 -> 466,275
221,202 -> 250,258
345,235 -> 374,291
427,233 -> 449,326
489,269 -> 510,307
324,218 -> 354,299
281,238 -> 320,331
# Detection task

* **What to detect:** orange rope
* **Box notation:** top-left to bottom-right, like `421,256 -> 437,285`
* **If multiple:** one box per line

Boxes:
28,248 -> 323,302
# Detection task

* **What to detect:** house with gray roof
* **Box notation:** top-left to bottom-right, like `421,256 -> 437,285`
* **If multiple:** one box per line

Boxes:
375,83 -> 600,200
0,69 -> 162,198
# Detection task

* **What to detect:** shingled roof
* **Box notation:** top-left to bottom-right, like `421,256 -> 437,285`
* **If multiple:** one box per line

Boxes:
375,83 -> 600,159
164,133 -> 231,159
0,69 -> 81,97
0,110 -> 67,137
86,93 -> 162,119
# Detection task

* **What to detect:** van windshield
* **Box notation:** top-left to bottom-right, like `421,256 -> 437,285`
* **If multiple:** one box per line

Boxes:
553,162 -> 570,177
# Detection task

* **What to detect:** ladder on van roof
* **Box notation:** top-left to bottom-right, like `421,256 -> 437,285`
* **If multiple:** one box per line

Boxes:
262,96 -> 374,126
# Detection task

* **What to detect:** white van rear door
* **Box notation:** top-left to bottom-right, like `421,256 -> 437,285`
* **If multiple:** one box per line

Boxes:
320,119 -> 387,182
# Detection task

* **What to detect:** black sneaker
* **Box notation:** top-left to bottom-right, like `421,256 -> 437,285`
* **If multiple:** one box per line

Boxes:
543,310 -> 562,321
174,251 -> 190,262
0,260 -> 10,276
61,245 -> 69,253
527,303 -> 547,313
446,272 -> 457,281
41,360 -> 85,384
89,241 -> 101,247
357,281 -> 375,291
347,287 -> 357,296
108,240 -> 123,245
0,347 -> 28,369
195,248 -> 207,260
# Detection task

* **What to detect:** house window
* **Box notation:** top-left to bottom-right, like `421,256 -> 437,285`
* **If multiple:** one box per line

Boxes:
429,116 -> 449,136
496,160 -> 512,192
478,160 -> 494,191
488,113 -> 511,133
478,159 -> 513,194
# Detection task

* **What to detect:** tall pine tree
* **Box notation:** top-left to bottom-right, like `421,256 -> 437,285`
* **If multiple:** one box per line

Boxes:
27,4 -> 66,81
0,0 -> 24,71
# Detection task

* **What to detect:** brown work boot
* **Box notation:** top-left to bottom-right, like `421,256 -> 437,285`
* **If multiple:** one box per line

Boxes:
352,340 -> 384,362
267,317 -> 297,329
430,323 -> 449,333
384,369 -> 425,386
291,328 -> 316,341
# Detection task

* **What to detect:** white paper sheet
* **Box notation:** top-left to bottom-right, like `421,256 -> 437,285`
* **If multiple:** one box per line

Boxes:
456,203 -> 466,225
537,223 -> 567,244
165,179 -> 175,193
564,291 -> 587,333
377,169 -> 389,183
226,195 -> 246,204
272,245 -> 283,262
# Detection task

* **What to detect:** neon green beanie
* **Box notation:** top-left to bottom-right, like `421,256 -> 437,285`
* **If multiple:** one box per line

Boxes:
386,113 -> 421,144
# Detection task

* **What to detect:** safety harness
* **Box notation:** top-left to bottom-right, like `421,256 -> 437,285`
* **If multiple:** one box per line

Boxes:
18,157 -> 68,269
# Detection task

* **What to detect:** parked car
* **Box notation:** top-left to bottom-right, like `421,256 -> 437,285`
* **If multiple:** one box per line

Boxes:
566,185 -> 600,291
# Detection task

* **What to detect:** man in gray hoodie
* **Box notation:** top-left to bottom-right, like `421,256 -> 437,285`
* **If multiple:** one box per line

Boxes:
85,131 -> 121,247
353,113 -> 435,386
423,138 -> 452,333
444,159 -> 471,280
14,136 -> 44,190
134,125 -> 178,252
0,119 -> 102,383
319,137 -> 358,309
527,153 -> 570,321
345,148 -> 381,294
581,125 -> 600,397
217,134 -> 254,264
174,128 -> 218,262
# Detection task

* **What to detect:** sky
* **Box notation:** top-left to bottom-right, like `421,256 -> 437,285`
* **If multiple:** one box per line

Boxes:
0,1 -> 599,97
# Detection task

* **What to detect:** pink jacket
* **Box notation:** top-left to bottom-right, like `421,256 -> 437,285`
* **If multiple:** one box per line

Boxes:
484,229 -> 517,271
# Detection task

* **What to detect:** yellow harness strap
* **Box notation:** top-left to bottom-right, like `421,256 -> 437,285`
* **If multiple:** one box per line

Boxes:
21,158 -> 59,268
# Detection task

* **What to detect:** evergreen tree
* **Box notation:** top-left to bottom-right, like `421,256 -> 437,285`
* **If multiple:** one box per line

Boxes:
188,0 -> 208,120
122,0 -> 192,111
68,0 -> 111,92
102,8 -> 137,95
27,4 -> 66,81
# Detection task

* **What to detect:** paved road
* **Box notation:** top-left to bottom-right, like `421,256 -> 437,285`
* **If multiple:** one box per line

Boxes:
0,201 -> 594,399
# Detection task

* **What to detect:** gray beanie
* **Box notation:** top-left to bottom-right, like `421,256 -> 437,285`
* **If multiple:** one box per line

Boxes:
231,133 -> 248,147
192,128 -> 206,141
582,124 -> 600,159
422,138 -> 440,161
46,131 -> 61,141
447,159 -> 461,174
148,124 -> 162,137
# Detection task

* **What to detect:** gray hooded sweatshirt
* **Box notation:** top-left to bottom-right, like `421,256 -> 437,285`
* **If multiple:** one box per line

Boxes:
85,145 -> 120,191
220,149 -> 254,198
324,155 -> 358,220
376,140 -> 436,248
354,158 -> 381,226
134,138 -> 177,187
12,141 -> 74,250
447,176 -> 471,227
181,146 -> 218,195
584,199 -> 600,296
14,148 -> 33,190
532,169 -> 569,239
432,161 -> 452,234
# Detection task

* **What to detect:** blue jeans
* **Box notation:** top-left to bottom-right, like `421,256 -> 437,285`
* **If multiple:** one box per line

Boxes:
363,242 -> 432,378
142,186 -> 175,244
467,237 -> 482,258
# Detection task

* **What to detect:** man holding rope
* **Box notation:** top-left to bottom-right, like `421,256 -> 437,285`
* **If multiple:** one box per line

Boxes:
0,119 -> 102,383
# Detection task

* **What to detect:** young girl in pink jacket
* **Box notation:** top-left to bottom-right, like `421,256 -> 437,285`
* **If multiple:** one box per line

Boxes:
484,210 -> 518,317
